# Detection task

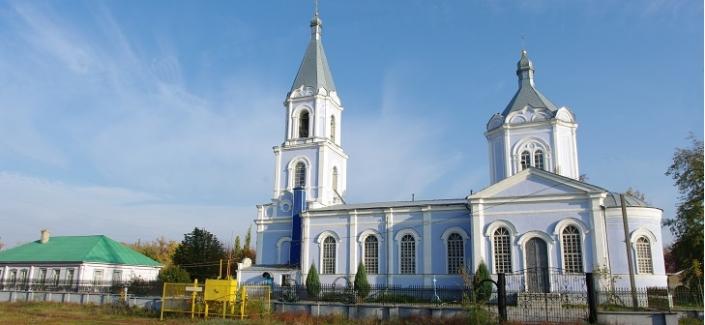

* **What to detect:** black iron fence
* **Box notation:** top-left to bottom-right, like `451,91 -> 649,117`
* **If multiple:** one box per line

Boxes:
268,283 -> 475,305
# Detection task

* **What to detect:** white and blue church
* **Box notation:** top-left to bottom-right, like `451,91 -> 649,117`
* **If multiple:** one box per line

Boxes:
238,12 -> 667,291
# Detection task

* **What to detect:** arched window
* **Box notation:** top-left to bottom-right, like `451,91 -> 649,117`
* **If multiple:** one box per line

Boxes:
364,236 -> 379,274
520,151 -> 531,170
493,227 -> 512,274
636,237 -> 653,274
400,234 -> 416,274
332,167 -> 338,193
294,162 -> 306,188
562,225 -> 583,273
322,236 -> 336,274
298,111 -> 310,138
330,115 -> 336,142
447,233 -> 464,274
534,150 -> 544,170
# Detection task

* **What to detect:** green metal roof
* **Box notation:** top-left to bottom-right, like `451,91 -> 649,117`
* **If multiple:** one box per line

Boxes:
0,235 -> 161,267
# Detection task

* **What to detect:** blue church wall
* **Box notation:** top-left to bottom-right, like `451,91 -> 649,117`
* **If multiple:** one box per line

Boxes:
280,148 -> 319,198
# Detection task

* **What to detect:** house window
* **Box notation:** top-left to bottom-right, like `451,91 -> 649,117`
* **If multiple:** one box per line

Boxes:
636,237 -> 653,274
93,270 -> 104,284
534,150 -> 545,170
294,162 -> 306,188
39,268 -> 48,285
332,167 -> 338,193
8,270 -> 17,286
562,225 -> 584,273
364,236 -> 379,274
493,227 -> 512,274
51,269 -> 60,287
298,111 -> 310,138
19,269 -> 28,286
112,270 -> 123,285
520,151 -> 531,170
330,115 -> 336,142
322,236 -> 336,274
447,233 -> 464,274
66,269 -> 75,284
400,234 -> 416,274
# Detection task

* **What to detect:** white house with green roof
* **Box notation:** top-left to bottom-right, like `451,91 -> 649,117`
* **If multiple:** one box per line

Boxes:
0,230 -> 161,290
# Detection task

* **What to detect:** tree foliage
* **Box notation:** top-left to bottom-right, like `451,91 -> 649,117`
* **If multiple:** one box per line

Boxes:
127,236 -> 180,266
625,187 -> 648,203
354,262 -> 371,299
305,264 -> 321,297
473,262 -> 492,302
172,228 -> 226,281
158,265 -> 191,283
664,136 -> 704,278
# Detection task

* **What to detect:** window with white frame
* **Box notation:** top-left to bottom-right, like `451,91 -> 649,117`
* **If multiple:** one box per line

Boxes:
294,162 -> 306,188
19,269 -> 28,285
493,227 -> 512,274
520,151 -> 531,170
8,270 -> 17,286
322,236 -> 336,274
400,234 -> 416,274
364,236 -> 379,274
330,115 -> 336,142
534,150 -> 545,170
66,269 -> 75,284
447,233 -> 464,274
636,236 -> 653,274
298,111 -> 310,138
38,268 -> 48,284
51,269 -> 60,286
562,225 -> 584,273
93,270 -> 104,284
112,270 -> 123,285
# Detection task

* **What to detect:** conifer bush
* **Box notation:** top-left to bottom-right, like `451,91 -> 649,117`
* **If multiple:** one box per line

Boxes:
305,264 -> 321,298
354,262 -> 371,299
473,262 -> 492,302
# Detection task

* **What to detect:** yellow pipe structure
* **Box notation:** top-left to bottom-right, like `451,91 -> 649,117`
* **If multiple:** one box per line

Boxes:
190,278 -> 198,320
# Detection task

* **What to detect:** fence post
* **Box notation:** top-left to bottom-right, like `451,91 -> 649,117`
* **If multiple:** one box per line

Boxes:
497,273 -> 507,323
586,273 -> 597,324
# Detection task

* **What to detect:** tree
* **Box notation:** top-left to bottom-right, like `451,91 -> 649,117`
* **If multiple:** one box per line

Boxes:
305,264 -> 321,297
244,226 -> 252,250
172,228 -> 227,281
354,262 -> 371,299
232,235 -> 243,263
664,136 -> 704,279
473,262 -> 492,302
127,236 -> 180,266
158,265 -> 191,283
625,187 -> 647,203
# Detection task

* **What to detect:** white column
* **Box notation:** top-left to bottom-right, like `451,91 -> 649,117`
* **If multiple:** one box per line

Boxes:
588,194 -> 609,271
385,208 -> 394,286
301,213 -> 311,279
470,200 -> 485,271
551,122 -> 559,174
503,127 -> 511,178
273,147 -> 282,198
317,146 -> 325,205
256,206 -> 265,263
422,207 -> 433,286
349,210 -> 358,278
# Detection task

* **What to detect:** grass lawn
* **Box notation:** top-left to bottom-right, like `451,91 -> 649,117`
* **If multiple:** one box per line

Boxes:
0,301 -> 484,325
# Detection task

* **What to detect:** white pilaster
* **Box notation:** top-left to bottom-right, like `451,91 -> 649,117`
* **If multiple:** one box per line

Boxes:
385,208 -> 394,286
422,207 -> 432,286
470,200 -> 485,270
302,213 -> 311,277
588,194 -> 609,271
349,210 -> 358,277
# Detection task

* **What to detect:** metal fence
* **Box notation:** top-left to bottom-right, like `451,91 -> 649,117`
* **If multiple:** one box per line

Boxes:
269,283 -> 473,305
0,279 -> 163,296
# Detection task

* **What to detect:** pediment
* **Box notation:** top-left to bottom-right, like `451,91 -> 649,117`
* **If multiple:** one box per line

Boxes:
469,168 -> 606,200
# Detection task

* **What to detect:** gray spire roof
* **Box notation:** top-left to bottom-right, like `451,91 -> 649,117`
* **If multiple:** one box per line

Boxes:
289,14 -> 336,94
501,50 -> 558,116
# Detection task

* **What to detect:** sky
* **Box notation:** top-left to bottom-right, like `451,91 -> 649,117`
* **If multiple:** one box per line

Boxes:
0,0 -> 701,249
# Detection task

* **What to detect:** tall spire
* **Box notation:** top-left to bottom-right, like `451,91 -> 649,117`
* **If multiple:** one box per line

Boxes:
289,3 -> 336,94
501,50 -> 557,116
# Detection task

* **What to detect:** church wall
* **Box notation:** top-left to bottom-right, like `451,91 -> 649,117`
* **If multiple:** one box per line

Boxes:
260,221 -> 292,265
603,207 -> 667,288
279,147 -> 319,197
428,209 -> 471,276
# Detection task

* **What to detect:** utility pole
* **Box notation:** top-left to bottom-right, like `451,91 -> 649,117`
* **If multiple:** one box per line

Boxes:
620,194 -> 638,309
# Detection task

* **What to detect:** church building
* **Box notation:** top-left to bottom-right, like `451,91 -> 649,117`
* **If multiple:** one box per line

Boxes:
238,11 -> 667,291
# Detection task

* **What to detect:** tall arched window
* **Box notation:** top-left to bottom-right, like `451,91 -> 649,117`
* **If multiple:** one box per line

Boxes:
534,150 -> 545,170
400,234 -> 416,274
330,115 -> 336,142
294,162 -> 306,188
493,227 -> 512,274
322,236 -> 336,274
332,167 -> 338,193
447,233 -> 464,274
298,111 -> 310,138
364,236 -> 379,274
520,151 -> 531,170
636,237 -> 653,274
562,225 -> 583,273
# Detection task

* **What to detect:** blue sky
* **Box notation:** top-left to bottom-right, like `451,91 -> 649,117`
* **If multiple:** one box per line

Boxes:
0,0 -> 701,248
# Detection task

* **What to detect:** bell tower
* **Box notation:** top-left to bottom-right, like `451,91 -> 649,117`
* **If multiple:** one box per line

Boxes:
272,10 -> 348,209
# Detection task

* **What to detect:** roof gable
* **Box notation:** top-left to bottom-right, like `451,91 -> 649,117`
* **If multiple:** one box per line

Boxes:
470,168 -> 606,199
0,235 -> 160,267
